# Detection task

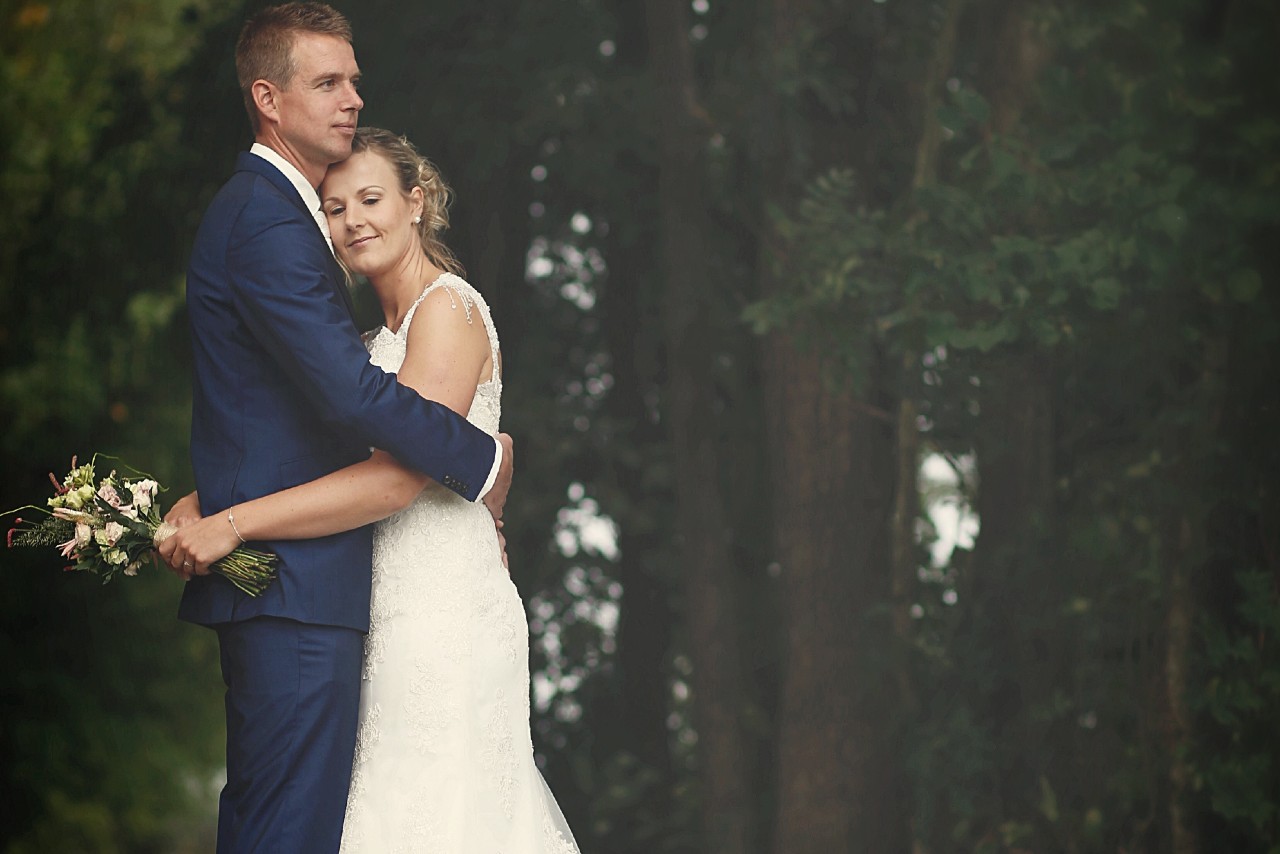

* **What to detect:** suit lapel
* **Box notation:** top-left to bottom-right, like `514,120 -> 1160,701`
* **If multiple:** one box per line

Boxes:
237,152 -> 313,219
326,250 -> 358,320
236,152 -> 358,323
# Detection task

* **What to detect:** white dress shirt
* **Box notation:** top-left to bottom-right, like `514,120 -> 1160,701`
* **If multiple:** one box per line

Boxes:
245,143 -> 504,500
250,143 -> 332,252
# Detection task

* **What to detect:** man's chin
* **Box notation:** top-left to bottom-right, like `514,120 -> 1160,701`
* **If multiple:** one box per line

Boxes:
328,142 -> 356,165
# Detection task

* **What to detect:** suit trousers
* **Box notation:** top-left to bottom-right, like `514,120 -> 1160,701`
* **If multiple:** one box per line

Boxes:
214,616 -> 364,854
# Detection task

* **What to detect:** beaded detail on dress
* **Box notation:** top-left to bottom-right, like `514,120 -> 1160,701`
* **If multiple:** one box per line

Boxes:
365,271 -> 502,438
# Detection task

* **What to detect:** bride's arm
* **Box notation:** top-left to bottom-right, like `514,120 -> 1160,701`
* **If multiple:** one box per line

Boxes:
161,287 -> 494,576
228,288 -> 491,542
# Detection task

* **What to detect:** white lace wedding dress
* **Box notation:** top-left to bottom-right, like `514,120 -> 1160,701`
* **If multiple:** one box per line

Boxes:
340,273 -> 579,854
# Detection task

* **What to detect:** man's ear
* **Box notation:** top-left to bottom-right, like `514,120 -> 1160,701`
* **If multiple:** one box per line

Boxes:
252,79 -> 279,126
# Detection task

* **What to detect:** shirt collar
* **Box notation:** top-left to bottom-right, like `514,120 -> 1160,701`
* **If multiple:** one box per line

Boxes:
249,142 -> 323,215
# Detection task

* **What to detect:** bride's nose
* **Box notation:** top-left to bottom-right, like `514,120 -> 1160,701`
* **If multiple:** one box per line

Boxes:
341,207 -> 364,231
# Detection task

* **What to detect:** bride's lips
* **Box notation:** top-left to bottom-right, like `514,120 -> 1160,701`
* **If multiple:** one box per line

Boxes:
347,235 -> 376,249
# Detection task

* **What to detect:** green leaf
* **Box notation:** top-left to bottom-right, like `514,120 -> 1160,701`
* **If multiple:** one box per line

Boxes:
1227,270 -> 1262,303
1087,277 -> 1123,310
1039,776 -> 1060,823
1154,203 -> 1187,238
947,319 -> 1014,352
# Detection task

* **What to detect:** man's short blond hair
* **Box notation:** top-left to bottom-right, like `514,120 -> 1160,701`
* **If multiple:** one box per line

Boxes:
235,2 -> 353,132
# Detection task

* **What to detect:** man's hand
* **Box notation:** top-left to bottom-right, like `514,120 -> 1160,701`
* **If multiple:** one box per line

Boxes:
496,519 -> 509,571
158,491 -> 207,581
481,432 -> 514,523
165,490 -> 203,528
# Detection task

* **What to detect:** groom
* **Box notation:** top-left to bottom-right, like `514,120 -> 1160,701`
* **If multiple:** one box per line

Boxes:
170,3 -> 513,851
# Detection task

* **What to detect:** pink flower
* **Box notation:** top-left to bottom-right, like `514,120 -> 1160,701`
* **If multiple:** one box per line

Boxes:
57,537 -> 78,559
98,484 -> 122,509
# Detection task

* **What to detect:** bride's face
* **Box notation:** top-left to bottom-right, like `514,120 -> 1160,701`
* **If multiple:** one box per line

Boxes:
321,150 -> 424,279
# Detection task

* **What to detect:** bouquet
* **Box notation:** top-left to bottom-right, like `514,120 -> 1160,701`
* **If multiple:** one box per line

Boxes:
5,455 -> 277,597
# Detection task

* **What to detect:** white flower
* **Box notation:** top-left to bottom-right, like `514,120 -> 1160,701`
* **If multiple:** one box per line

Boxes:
124,561 -> 141,577
105,549 -> 129,566
75,523 -> 92,546
94,522 -> 125,547
130,479 -> 158,509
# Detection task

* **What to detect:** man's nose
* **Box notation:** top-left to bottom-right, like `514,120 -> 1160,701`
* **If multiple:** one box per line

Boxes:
345,82 -> 363,112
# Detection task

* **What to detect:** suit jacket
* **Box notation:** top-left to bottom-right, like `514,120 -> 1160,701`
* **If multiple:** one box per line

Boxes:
178,152 -> 495,632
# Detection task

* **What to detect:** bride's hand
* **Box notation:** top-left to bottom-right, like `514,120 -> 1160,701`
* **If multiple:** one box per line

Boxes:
157,511 -> 241,580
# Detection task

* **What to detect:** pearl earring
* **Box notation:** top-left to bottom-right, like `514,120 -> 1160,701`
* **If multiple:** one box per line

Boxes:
413,216 -> 422,224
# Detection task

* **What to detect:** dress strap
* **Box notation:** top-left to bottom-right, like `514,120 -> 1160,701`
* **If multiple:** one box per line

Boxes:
399,272 -> 501,385
397,272 -> 452,334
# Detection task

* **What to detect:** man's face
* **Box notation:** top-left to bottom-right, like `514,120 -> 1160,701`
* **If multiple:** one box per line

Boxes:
273,32 -> 363,175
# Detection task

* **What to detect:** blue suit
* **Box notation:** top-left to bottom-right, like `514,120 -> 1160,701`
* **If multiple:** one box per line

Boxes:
179,152 -> 496,852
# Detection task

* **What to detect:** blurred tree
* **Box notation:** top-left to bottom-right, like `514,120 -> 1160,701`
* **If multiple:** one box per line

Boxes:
1,1 -> 241,851
3,0 -> 1278,851
643,1 -> 757,851
747,0 -> 1280,850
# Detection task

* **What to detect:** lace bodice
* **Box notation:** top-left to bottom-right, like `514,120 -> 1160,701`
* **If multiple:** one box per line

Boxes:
365,272 -> 502,437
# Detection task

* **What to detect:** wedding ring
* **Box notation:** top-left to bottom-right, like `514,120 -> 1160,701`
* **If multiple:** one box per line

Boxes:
183,560 -> 193,568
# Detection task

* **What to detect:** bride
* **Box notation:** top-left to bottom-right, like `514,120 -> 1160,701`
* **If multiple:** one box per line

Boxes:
162,127 -> 579,852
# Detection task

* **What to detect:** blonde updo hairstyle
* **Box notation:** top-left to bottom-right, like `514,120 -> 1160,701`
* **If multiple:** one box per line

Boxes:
351,127 -> 464,277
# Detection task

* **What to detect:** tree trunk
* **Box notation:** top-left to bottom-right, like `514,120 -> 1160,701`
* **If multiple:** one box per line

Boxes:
965,0 -> 1054,821
764,336 -> 899,853
889,390 -> 921,720
970,352 -> 1054,819
894,8 -> 965,850
1164,514 -> 1197,854
758,1 -> 906,850
599,152 -> 680,847
1158,333 -> 1228,854
643,2 -> 755,851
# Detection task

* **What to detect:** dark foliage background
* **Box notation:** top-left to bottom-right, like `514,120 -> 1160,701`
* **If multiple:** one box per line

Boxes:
1,0 -> 1277,851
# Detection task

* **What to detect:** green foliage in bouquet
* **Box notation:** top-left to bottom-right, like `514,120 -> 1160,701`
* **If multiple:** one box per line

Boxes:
7,455 -> 277,597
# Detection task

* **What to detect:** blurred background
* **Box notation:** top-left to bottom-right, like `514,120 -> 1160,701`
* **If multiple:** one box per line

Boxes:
2,0 -> 1278,851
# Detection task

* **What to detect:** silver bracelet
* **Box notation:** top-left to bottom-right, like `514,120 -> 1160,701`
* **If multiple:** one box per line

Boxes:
227,508 -> 246,544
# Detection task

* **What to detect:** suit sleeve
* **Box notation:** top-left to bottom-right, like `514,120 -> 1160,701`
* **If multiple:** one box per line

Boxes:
225,192 -> 496,502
